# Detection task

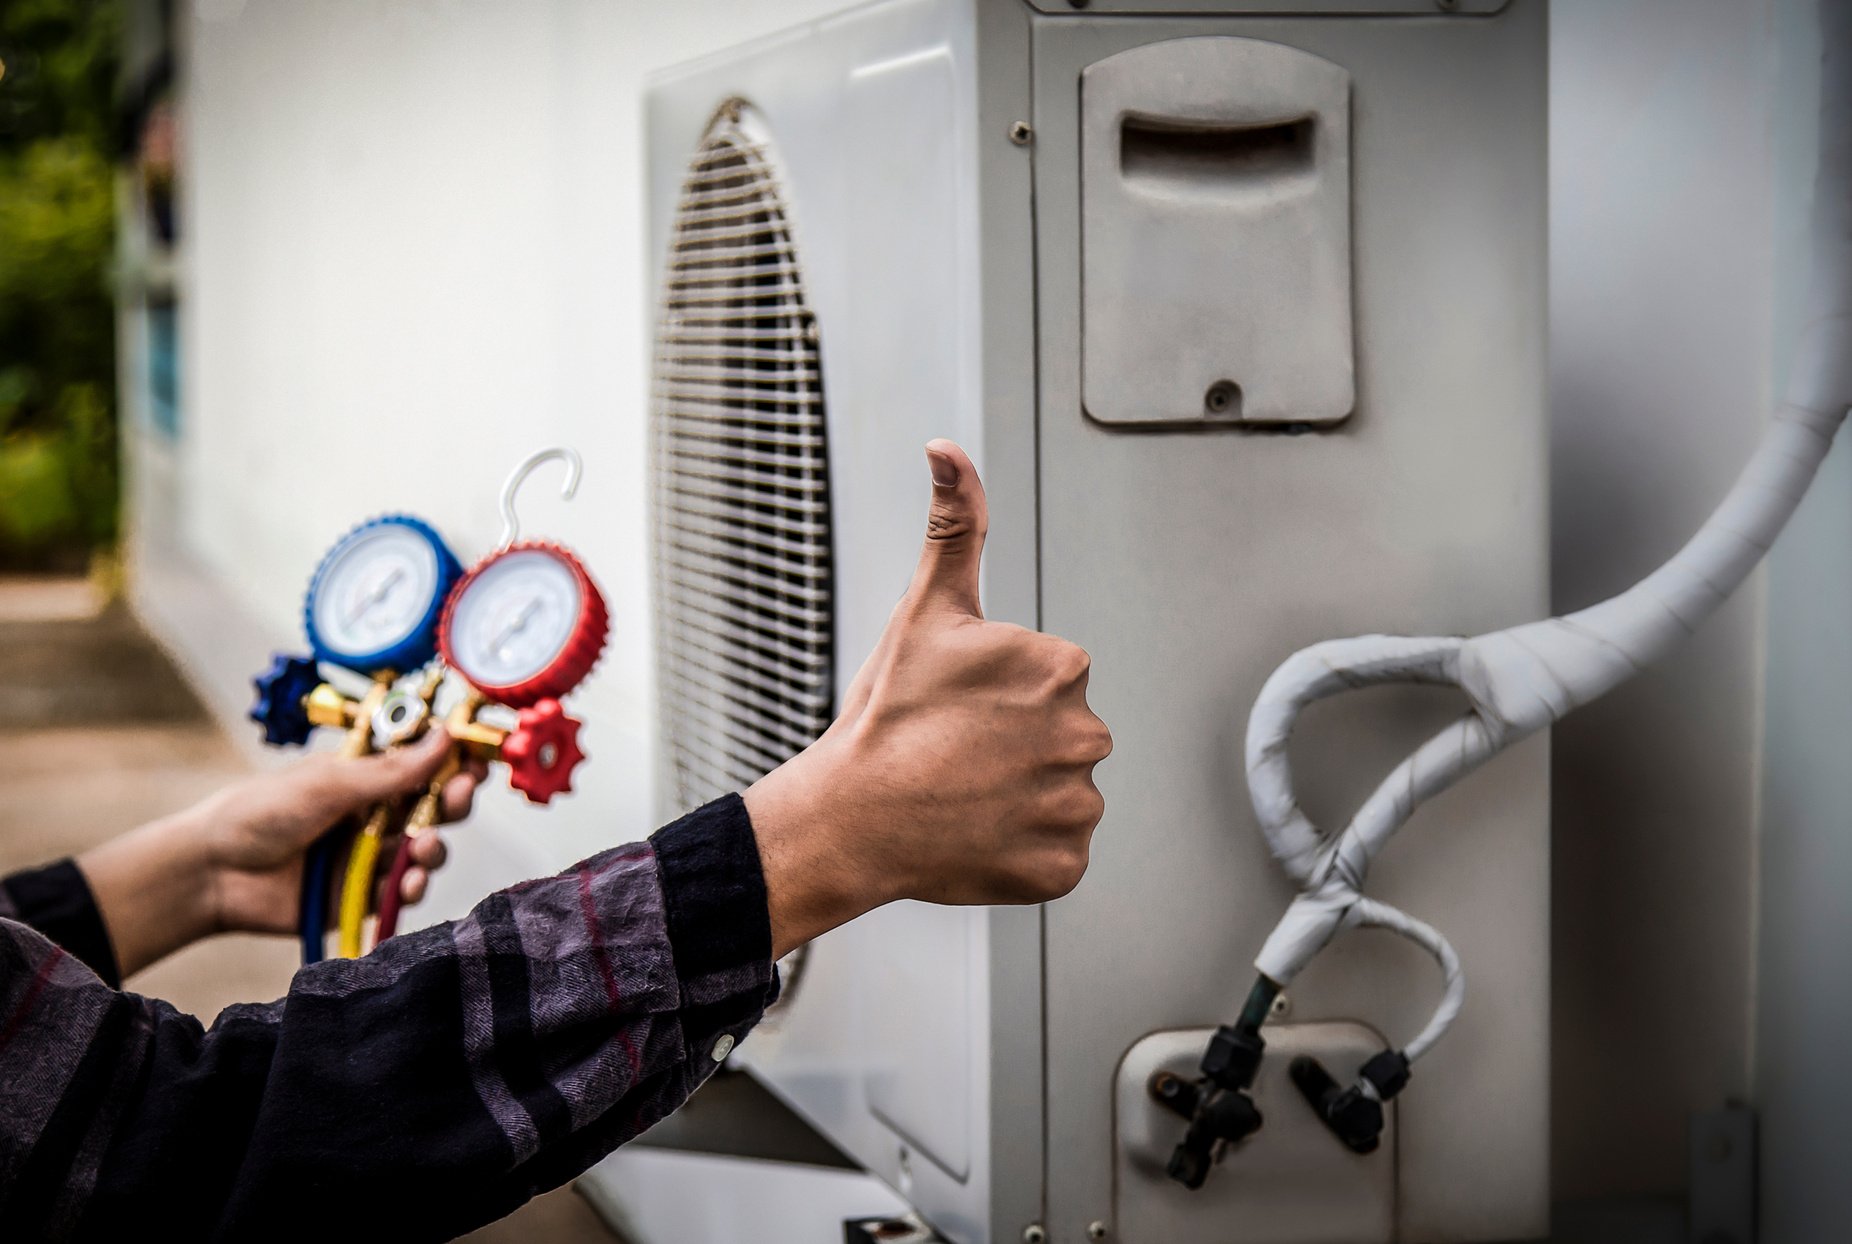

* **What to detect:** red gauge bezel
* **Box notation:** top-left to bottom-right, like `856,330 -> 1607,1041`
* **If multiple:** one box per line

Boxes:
439,540 -> 608,708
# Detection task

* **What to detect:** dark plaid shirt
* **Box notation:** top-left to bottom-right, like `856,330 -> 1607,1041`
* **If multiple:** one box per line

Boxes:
0,794 -> 776,1241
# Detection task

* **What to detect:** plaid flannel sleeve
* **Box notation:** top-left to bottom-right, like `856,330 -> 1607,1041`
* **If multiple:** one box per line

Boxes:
0,859 -> 122,987
0,793 -> 777,1242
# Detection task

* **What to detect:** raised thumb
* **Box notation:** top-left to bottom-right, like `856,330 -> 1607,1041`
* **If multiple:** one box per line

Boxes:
906,438 -> 988,617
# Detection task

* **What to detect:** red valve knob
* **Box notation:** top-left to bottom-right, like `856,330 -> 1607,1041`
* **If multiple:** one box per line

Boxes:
501,699 -> 585,804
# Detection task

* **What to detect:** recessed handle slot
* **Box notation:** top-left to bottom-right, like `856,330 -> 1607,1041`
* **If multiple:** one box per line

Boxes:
1081,36 -> 1354,427
1120,113 -> 1315,188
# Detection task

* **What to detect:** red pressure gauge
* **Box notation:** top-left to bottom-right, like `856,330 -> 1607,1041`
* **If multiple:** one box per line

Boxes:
439,540 -> 608,708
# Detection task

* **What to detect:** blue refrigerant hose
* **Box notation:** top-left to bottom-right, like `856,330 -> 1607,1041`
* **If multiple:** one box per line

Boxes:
299,834 -> 336,964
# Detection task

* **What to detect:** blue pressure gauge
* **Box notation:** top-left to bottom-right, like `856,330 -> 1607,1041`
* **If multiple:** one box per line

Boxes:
303,515 -> 462,675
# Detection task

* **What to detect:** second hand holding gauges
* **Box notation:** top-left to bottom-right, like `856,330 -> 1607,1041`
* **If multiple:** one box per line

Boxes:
249,448 -> 606,963
252,513 -> 462,963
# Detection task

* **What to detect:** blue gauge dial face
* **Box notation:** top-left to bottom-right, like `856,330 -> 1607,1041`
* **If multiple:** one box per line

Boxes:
309,523 -> 445,665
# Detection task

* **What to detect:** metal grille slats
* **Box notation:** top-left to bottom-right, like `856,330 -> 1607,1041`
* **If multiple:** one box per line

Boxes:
653,110 -> 834,813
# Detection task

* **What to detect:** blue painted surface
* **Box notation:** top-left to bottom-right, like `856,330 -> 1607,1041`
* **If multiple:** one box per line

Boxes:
147,300 -> 179,439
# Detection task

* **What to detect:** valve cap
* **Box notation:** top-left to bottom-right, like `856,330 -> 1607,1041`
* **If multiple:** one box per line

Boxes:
250,653 -> 321,747
502,699 -> 585,804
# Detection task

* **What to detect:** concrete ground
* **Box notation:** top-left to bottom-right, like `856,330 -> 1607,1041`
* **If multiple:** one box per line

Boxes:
0,577 -> 620,1242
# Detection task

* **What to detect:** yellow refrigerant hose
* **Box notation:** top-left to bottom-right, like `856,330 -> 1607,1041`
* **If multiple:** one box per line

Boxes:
336,670 -> 443,957
337,803 -> 394,958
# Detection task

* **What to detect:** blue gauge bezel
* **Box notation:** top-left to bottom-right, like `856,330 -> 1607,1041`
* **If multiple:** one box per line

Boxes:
303,514 -> 463,675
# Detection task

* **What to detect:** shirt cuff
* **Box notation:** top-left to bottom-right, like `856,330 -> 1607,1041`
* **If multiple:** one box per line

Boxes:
649,792 -> 774,988
649,793 -> 780,1076
0,859 -> 122,988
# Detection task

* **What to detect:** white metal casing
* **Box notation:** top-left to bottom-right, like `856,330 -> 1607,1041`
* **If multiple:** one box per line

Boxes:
645,2 -> 1548,1241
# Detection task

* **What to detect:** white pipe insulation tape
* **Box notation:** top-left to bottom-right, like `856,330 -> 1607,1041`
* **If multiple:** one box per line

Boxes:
1244,2 -> 1852,1070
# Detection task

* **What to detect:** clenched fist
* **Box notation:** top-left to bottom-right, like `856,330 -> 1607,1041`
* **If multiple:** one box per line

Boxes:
745,439 -> 1112,956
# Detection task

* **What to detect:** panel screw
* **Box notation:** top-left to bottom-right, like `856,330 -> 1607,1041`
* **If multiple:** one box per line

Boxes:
1088,1224 -> 1109,1240
1204,379 -> 1241,416
1023,1228 -> 1047,1244
1009,120 -> 1034,146
1270,990 -> 1292,1019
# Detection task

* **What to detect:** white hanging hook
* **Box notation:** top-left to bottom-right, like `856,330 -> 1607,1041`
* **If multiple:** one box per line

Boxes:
498,446 -> 583,548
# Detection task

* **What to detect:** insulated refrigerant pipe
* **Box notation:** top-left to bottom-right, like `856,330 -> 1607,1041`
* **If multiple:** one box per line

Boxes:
1240,2 -> 1852,1071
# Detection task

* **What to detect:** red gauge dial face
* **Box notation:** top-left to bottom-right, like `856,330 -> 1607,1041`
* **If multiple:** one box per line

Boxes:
440,541 -> 607,707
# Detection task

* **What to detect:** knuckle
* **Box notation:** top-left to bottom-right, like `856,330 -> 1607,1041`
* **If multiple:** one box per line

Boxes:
926,502 -> 978,543
1045,640 -> 1090,686
1044,847 -> 1090,900
1056,711 -> 1112,765
1088,717 -> 1114,763
1046,780 -> 1104,829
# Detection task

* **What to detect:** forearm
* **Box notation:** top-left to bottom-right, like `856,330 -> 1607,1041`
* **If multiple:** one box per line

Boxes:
74,807 -> 220,978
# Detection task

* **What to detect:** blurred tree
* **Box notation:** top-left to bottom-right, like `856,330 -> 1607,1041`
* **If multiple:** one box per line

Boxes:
0,0 -> 122,571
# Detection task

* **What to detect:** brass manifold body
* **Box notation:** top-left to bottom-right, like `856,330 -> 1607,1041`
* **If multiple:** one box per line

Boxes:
306,674 -> 518,958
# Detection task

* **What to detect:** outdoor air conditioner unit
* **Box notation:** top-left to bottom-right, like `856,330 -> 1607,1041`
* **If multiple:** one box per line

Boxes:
645,2 -> 1548,1241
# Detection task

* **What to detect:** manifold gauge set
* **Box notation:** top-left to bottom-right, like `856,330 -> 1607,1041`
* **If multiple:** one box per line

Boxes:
248,448 -> 608,964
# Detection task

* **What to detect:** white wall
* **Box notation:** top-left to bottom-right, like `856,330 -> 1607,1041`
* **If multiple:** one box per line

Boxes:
139,0 -> 850,907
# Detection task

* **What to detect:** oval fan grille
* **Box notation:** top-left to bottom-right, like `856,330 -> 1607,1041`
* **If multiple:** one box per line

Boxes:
652,106 -> 834,812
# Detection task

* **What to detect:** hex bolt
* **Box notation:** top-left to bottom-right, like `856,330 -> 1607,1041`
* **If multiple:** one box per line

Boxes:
1009,120 -> 1034,147
1022,1227 -> 1048,1244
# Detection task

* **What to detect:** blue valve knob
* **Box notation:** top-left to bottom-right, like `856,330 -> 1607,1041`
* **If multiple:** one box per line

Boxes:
250,653 -> 322,746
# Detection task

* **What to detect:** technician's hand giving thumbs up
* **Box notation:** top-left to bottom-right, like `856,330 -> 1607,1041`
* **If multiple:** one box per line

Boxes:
747,439 -> 1114,957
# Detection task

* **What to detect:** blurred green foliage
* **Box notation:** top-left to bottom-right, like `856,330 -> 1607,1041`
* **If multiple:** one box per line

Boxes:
0,0 -> 122,571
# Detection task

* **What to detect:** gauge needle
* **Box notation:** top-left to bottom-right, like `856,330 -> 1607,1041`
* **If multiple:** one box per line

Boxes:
491,598 -> 541,658
346,566 -> 406,627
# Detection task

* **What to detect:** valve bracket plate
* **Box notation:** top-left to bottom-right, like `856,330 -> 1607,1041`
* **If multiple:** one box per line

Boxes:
1114,1023 -> 1395,1244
